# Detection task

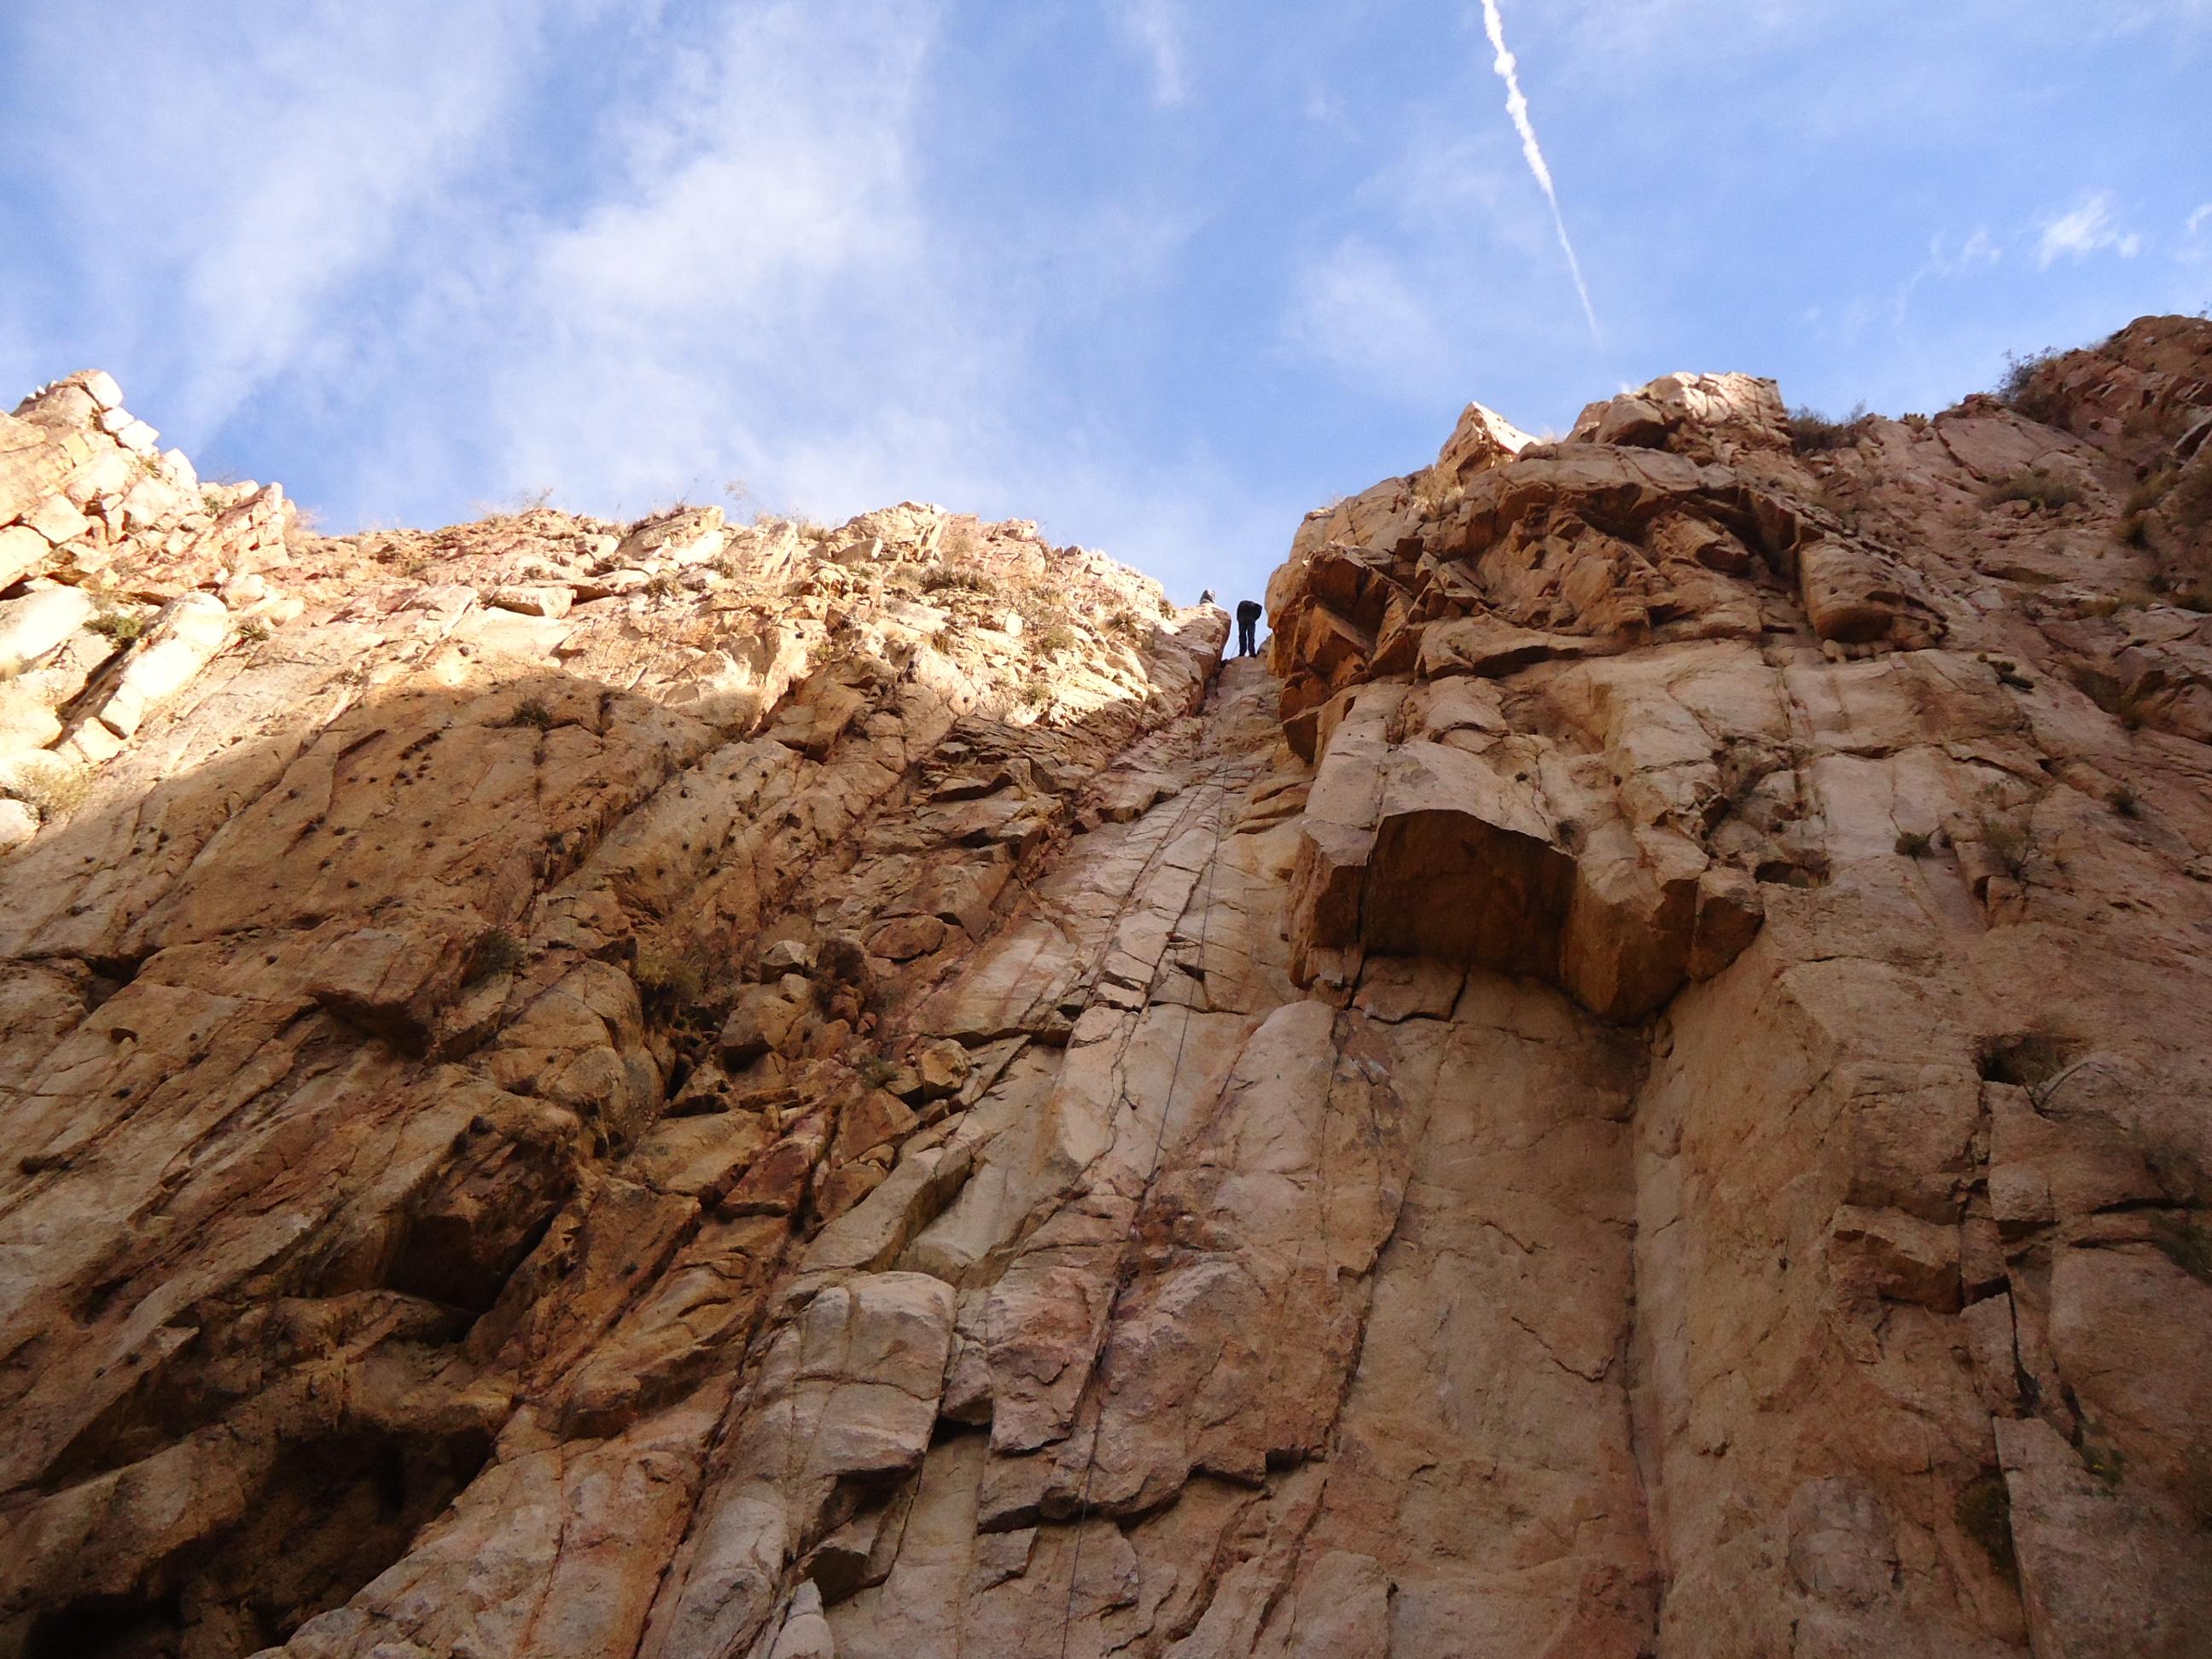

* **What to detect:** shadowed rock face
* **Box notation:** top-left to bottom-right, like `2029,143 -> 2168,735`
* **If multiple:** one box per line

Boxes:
1,321 -> 2209,1659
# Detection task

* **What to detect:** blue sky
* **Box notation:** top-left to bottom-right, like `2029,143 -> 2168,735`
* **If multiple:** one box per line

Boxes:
3,2 -> 2208,605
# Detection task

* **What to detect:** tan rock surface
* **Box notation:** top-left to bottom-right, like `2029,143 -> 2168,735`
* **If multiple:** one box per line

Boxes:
3,323 -> 2210,1658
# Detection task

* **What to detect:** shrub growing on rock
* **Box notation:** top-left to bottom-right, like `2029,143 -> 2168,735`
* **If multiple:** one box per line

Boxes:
87,608 -> 148,645
922,567 -> 994,597
1995,346 -> 2068,422
634,939 -> 713,1020
1977,807 -> 2032,879
1979,1019 -> 2069,1091
467,927 -> 525,983
1788,403 -> 1866,454
1985,471 -> 2085,513
1955,1472 -> 2017,1584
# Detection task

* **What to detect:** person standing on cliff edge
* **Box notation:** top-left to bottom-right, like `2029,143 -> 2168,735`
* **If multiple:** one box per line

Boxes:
1236,598 -> 1263,658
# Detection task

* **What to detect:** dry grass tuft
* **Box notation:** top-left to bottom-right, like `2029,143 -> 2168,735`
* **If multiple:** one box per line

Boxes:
1976,806 -> 2032,879
467,927 -> 526,983
1985,471 -> 2085,513
1954,1473 -> 2017,1584
1789,402 -> 1866,454
1979,1018 -> 2068,1091
1994,346 -> 2068,422
2,768 -> 90,824
88,608 -> 148,646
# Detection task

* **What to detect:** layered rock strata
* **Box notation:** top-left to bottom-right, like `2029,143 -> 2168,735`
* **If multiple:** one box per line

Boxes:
1,318 -> 2209,1659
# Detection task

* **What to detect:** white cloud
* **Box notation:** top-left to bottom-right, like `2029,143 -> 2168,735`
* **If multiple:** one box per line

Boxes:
2036,190 -> 2144,268
2099,0 -> 2212,33
1551,0 -> 1814,80
1941,227 -> 2004,273
2180,204 -> 2212,269
1304,84 -> 1351,131
5,0 -> 576,438
1278,115 -> 1597,418
299,0 -> 1261,596
446,1 -> 1027,520
1364,141 -> 1545,256
13,0 -> 2196,612
1892,225 -> 2001,320
1111,0 -> 1189,107
1282,239 -> 1447,401
0,0 -> 1277,597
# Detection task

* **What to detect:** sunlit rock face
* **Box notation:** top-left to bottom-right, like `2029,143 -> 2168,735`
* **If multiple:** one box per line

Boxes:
1264,316 -> 2212,1657
3,320 -> 2210,1659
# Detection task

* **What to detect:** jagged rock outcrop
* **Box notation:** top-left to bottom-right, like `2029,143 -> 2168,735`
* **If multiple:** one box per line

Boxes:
2,320 -> 2209,1659
1263,317 -> 2212,1655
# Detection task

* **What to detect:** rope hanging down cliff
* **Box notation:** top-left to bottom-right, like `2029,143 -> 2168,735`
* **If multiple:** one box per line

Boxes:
1054,734 -> 1244,1659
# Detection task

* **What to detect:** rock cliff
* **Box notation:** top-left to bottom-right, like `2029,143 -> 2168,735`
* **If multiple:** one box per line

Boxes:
2,318 -> 2210,1658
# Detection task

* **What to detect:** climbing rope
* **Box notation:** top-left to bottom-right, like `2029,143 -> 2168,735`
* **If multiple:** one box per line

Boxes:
1054,704 -> 1245,1657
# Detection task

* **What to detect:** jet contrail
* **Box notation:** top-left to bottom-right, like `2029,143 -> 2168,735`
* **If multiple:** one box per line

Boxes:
1477,0 -> 1600,341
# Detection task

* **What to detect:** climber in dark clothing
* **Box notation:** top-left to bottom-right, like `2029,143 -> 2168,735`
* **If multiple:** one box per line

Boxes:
1236,599 -> 1263,658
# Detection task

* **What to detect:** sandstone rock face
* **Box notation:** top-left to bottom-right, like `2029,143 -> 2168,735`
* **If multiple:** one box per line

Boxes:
2,324 -> 2210,1659
1260,317 -> 2212,1656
